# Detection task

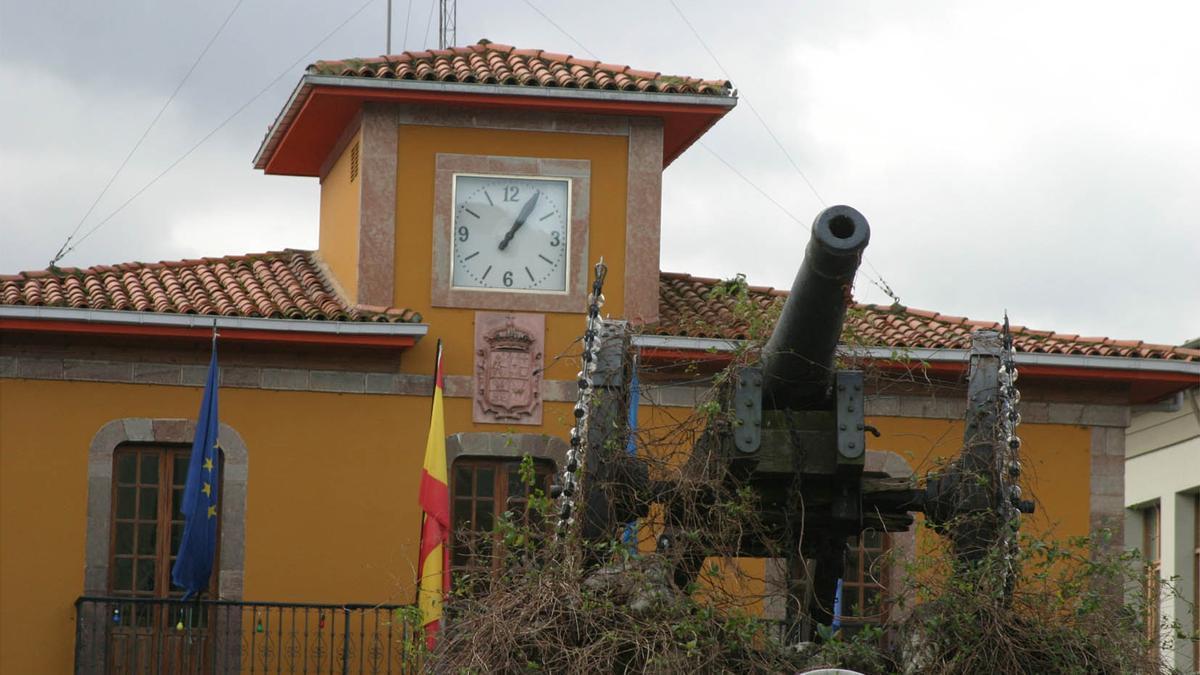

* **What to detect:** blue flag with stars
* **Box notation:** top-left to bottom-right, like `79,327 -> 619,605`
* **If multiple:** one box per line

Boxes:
171,346 -> 221,598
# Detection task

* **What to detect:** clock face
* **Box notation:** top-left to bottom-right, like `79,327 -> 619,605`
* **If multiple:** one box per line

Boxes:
451,174 -> 571,293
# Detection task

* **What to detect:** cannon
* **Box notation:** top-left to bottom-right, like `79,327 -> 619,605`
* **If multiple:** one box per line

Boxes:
558,205 -> 1029,639
761,204 -> 872,410
559,206 -> 907,630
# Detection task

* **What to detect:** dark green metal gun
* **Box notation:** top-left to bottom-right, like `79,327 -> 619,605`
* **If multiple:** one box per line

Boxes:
567,204 -> 1028,638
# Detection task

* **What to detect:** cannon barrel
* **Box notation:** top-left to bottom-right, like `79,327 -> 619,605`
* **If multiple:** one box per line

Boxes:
760,204 -> 871,410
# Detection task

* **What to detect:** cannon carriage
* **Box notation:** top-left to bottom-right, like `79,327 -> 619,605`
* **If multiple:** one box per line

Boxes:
558,204 -> 1029,638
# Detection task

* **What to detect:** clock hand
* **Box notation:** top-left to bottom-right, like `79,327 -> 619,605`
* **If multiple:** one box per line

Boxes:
498,190 -> 540,251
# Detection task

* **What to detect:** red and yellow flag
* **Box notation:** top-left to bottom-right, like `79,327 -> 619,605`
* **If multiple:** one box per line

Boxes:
417,341 -> 450,649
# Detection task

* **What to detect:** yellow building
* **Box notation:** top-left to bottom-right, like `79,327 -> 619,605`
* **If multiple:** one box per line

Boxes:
2,42 -> 1197,673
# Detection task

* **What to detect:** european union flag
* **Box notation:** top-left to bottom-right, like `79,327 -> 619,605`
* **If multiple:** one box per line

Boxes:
171,347 -> 221,598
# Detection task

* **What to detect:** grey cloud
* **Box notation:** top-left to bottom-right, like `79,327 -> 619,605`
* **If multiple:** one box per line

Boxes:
0,0 -> 1196,345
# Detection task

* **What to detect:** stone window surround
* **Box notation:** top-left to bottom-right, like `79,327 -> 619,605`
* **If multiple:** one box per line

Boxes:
430,154 -> 591,313
445,431 -> 568,471
85,418 -> 248,599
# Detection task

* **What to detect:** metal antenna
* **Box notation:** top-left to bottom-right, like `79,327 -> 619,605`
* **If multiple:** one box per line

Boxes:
438,0 -> 455,49
386,0 -> 392,53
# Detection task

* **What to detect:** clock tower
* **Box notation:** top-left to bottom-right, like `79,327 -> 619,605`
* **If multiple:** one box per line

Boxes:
255,41 -> 734,427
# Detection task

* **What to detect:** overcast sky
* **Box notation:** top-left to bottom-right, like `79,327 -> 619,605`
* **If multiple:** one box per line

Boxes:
1,1 -> 1197,345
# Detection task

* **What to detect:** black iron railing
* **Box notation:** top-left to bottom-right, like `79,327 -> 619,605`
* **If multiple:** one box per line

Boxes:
74,596 -> 421,674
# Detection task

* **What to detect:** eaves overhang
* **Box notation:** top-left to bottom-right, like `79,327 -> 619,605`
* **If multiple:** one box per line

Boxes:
632,335 -> 1200,405
0,306 -> 427,349
254,74 -> 737,176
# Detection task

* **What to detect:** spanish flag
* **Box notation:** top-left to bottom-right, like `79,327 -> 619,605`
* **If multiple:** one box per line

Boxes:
417,341 -> 450,649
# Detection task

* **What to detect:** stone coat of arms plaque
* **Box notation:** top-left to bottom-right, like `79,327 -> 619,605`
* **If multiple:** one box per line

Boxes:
473,312 -> 544,425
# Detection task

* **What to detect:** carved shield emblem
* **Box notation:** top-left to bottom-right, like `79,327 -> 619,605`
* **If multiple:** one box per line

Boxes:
475,316 -> 543,423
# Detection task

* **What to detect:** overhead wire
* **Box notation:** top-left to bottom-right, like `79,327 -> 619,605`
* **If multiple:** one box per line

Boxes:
401,0 -> 413,52
518,0 -> 600,60
51,0 -> 247,267
665,0 -> 825,209
511,0 -> 898,303
699,142 -> 901,302
698,142 -> 804,227
423,0 -> 437,48
511,1 -> 809,228
665,0 -> 901,304
54,0 -> 381,262
57,0 -> 900,309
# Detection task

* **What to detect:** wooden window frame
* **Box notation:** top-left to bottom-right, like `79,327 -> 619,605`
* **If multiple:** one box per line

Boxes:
839,529 -> 890,626
450,457 -> 552,577
1142,503 -> 1161,653
84,418 -> 248,603
108,444 -> 222,601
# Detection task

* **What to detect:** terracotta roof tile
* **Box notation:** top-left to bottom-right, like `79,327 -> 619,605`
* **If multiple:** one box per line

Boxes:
308,41 -> 733,97
652,271 -> 1200,363
6,251 -> 1192,363
0,250 -> 420,324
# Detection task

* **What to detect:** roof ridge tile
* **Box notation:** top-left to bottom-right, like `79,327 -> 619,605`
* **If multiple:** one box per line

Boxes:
4,255 -> 1191,360
651,271 -> 1197,362
0,249 -> 417,325
306,44 -> 732,97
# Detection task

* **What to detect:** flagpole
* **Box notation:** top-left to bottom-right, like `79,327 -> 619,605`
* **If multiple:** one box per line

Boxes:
417,339 -> 450,649
431,339 -> 442,382
419,336 -> 438,593
201,318 -> 216,602
208,320 -> 218,603
173,318 -> 223,601
421,338 -> 439,560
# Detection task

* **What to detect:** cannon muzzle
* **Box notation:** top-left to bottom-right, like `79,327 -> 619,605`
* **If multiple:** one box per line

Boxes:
761,205 -> 871,410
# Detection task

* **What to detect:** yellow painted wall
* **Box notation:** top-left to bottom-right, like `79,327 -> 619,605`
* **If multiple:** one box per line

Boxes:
867,416 -> 1092,538
318,129 -> 362,301
633,404 -> 1094,619
391,125 -> 629,385
0,371 -> 1095,672
0,376 -> 577,673
634,405 -> 1092,536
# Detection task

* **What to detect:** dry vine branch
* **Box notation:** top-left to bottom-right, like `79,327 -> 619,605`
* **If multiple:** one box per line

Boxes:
426,275 -> 1191,673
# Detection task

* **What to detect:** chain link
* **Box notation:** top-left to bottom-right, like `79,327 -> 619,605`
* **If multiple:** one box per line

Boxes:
997,314 -> 1023,577
555,259 -> 608,536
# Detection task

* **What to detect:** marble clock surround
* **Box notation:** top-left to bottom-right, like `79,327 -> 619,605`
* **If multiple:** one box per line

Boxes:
431,154 -> 591,313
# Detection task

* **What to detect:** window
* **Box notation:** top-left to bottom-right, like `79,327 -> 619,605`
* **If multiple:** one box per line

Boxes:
107,445 -> 224,670
450,458 -> 551,576
839,529 -> 890,628
1193,494 -> 1198,669
109,445 -> 221,616
1142,503 -> 1161,651
85,418 -> 247,602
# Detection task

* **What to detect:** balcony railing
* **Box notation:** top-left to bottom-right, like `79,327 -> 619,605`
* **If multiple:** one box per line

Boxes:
74,596 -> 421,674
